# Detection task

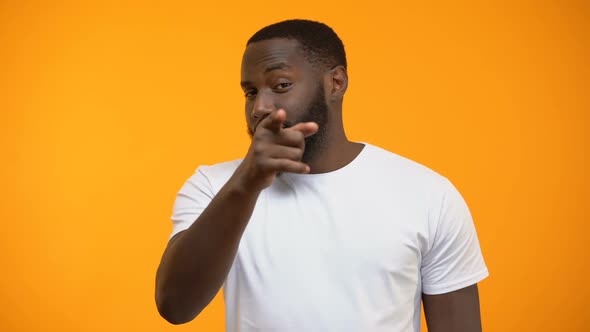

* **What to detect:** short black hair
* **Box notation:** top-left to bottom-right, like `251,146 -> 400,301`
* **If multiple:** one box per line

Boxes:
247,19 -> 347,70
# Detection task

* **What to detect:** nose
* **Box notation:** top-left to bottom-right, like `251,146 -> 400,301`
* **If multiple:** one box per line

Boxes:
251,90 -> 275,120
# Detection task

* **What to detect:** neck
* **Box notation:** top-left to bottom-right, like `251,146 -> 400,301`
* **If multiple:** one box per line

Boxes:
304,119 -> 364,174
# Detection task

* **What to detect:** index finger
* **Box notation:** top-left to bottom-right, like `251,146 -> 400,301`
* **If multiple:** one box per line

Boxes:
258,109 -> 285,134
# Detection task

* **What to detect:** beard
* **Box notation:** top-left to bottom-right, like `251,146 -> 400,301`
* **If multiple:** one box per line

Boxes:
285,85 -> 328,164
246,82 -> 329,164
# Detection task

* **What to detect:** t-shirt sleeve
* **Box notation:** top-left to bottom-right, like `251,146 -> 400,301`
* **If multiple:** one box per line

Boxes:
421,178 -> 489,295
169,167 -> 214,239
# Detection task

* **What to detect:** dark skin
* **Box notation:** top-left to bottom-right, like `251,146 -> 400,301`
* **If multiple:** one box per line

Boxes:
155,38 -> 483,331
423,284 -> 483,331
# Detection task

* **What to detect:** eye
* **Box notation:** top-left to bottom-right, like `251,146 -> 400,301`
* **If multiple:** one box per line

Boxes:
244,90 -> 257,99
274,82 -> 292,91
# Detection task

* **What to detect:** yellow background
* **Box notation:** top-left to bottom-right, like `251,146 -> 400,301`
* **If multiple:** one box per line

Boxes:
1,0 -> 588,331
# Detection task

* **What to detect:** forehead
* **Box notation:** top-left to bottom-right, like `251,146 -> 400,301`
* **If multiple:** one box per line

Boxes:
241,38 -> 312,78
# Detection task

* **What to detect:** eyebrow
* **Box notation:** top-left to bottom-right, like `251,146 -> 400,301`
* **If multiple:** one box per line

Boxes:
264,62 -> 292,73
240,80 -> 252,89
240,62 -> 292,88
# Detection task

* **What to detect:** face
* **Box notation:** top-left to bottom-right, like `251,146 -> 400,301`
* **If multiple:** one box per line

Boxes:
241,38 -> 329,162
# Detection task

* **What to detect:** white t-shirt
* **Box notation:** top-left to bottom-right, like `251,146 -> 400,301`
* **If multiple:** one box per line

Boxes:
170,143 -> 489,332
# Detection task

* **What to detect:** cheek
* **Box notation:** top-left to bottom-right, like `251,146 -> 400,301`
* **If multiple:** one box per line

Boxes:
283,93 -> 315,122
276,93 -> 307,119
279,102 -> 300,123
244,104 -> 255,127
244,99 -> 255,115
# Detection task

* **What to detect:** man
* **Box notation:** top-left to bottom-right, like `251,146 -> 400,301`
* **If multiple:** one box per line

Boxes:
155,19 -> 488,332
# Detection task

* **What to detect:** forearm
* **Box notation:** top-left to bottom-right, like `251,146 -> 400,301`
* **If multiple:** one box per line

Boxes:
155,176 -> 260,324
156,110 -> 313,324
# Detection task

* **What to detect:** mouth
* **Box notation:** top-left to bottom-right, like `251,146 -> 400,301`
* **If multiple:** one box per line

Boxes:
249,116 -> 293,136
253,113 -> 271,133
251,119 -> 263,135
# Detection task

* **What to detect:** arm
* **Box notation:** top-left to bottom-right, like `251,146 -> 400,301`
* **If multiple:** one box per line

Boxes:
422,284 -> 482,332
155,178 -> 260,324
421,178 -> 488,331
155,109 -> 318,324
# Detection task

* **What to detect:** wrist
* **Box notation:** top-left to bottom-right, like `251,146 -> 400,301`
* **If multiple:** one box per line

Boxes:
225,171 -> 263,196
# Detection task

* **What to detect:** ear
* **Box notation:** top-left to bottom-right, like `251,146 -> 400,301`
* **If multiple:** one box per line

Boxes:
325,65 -> 348,101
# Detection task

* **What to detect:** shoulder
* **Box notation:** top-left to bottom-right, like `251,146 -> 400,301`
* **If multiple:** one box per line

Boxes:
191,158 -> 243,191
361,143 -> 452,192
198,158 -> 243,177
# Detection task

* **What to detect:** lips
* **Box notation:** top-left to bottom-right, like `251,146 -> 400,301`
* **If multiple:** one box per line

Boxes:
251,113 -> 291,134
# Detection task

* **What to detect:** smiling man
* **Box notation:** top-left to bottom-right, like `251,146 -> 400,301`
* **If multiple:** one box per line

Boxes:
155,19 -> 489,332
